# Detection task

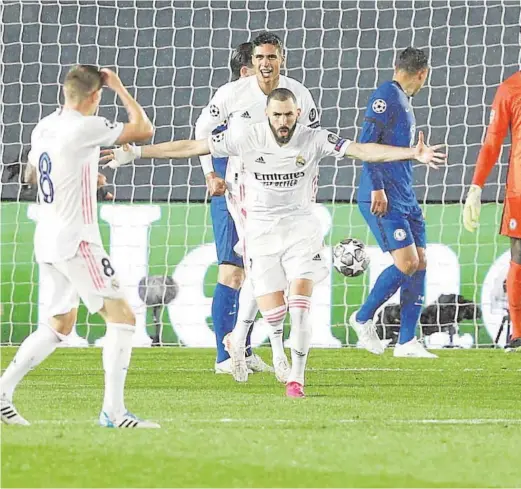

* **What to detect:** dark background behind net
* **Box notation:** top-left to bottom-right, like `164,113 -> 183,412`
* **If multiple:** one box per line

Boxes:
2,0 -> 520,203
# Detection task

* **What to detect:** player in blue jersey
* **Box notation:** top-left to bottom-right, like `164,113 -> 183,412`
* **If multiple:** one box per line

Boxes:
350,47 -> 438,358
207,42 -> 273,374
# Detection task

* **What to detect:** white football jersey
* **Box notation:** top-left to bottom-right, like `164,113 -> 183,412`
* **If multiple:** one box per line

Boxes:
29,108 -> 123,263
195,75 -> 320,196
209,122 -> 351,255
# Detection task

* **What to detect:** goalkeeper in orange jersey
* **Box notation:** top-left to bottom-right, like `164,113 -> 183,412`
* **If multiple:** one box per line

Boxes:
463,63 -> 521,351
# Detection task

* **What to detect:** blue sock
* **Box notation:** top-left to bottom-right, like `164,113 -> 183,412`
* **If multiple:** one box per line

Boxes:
357,265 -> 410,323
399,269 -> 426,344
212,283 -> 240,363
245,323 -> 254,357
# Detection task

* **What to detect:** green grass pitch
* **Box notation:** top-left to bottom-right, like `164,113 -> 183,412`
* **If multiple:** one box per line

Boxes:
2,347 -> 520,487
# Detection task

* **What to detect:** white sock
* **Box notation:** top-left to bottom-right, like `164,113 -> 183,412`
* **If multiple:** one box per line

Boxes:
0,325 -> 61,401
233,279 -> 258,350
262,304 -> 287,361
102,323 -> 134,418
288,295 -> 312,385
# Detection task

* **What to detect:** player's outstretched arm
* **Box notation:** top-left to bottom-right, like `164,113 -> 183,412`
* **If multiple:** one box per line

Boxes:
100,68 -> 154,144
142,139 -> 211,159
100,139 -> 227,196
100,139 -> 211,167
345,131 -> 446,168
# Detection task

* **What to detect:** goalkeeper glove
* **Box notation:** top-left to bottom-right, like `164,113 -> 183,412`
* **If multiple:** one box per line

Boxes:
102,144 -> 142,169
463,184 -> 482,232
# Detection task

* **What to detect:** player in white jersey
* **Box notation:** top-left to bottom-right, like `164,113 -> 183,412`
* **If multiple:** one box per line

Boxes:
0,65 -> 160,428
101,88 -> 446,397
195,32 -> 320,378
197,41 -> 272,375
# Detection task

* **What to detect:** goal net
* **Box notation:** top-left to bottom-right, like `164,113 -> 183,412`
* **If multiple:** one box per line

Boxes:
1,0 -> 520,348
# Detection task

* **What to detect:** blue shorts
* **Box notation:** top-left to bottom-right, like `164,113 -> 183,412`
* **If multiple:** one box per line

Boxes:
358,202 -> 427,252
210,195 -> 243,268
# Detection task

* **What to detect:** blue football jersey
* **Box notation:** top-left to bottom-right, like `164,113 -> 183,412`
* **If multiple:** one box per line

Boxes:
357,80 -> 417,210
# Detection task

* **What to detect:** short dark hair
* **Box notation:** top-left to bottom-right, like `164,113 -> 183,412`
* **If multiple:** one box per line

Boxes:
395,47 -> 429,74
64,64 -> 103,101
230,42 -> 253,81
252,31 -> 283,54
267,87 -> 296,106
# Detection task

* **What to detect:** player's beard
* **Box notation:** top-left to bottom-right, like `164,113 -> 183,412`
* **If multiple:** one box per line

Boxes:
269,120 -> 297,144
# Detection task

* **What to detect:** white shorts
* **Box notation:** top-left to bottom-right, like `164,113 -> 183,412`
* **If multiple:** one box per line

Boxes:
247,241 -> 328,297
39,241 -> 124,317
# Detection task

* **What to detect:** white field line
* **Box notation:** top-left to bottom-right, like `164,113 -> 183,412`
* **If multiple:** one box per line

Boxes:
30,367 -> 521,373
23,418 -> 521,426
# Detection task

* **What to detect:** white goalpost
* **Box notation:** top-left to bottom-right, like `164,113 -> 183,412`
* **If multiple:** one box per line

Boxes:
1,0 -> 520,347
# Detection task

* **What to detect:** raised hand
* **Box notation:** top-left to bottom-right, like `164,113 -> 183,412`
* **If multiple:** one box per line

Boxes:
99,68 -> 124,91
414,131 -> 447,169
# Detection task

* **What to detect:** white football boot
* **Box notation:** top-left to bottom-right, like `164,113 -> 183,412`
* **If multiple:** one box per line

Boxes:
1,397 -> 30,426
273,356 -> 291,383
99,411 -> 160,429
214,358 -> 253,376
393,337 -> 438,358
349,311 -> 385,355
246,353 -> 274,373
223,333 -> 249,382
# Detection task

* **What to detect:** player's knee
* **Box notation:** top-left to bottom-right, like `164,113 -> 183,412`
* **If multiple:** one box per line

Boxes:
119,306 -> 136,326
115,302 -> 136,326
396,256 -> 419,276
49,309 -> 77,336
99,298 -> 136,326
218,264 -> 244,290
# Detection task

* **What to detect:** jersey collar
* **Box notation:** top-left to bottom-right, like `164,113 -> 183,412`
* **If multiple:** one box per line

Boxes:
392,80 -> 412,101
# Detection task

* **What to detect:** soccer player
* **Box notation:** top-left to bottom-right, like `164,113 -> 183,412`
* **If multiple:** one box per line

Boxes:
200,41 -> 272,375
0,65 -> 159,428
350,47 -> 438,358
194,32 -> 320,377
101,88 -> 446,395
463,67 -> 521,351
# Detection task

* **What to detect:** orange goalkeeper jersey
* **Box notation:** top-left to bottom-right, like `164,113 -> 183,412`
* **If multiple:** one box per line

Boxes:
473,71 -> 521,194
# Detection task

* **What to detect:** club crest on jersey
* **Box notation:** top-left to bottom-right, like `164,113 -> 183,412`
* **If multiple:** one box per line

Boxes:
327,133 -> 339,145
509,218 -> 517,230
210,104 -> 220,118
309,108 -> 317,122
295,155 -> 306,167
372,99 -> 387,114
394,229 -> 407,241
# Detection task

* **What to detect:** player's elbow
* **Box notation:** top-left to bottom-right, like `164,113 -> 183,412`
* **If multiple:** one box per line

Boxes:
135,121 -> 154,141
24,164 -> 37,185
